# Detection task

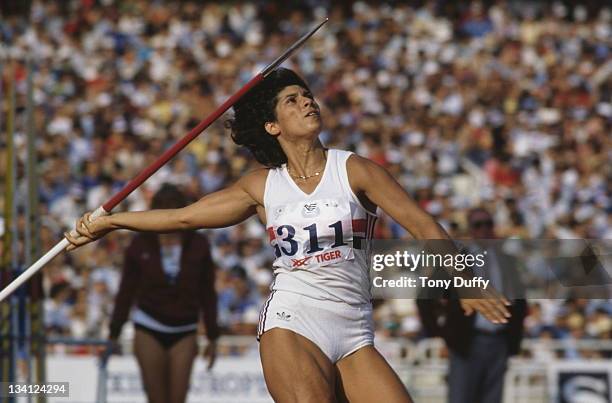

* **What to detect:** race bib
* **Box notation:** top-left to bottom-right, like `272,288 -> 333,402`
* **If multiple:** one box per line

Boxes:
267,198 -> 355,270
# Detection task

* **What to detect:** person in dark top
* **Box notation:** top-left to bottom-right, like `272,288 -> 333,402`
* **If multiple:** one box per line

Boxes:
108,183 -> 219,403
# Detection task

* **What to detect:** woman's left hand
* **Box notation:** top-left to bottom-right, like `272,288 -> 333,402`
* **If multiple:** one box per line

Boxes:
460,287 -> 511,324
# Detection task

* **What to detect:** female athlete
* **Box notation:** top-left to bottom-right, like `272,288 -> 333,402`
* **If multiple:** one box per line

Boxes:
66,68 -> 510,403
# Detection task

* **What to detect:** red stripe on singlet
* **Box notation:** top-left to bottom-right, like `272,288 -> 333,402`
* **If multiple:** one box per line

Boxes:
267,227 -> 275,243
352,219 -> 367,233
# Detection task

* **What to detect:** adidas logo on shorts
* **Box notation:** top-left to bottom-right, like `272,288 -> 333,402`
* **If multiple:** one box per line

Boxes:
276,311 -> 292,321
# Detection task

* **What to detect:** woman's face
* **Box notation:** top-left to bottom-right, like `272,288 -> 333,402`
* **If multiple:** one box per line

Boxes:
266,85 -> 321,140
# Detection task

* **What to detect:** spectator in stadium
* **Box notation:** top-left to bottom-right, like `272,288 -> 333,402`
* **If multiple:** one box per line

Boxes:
44,281 -> 73,337
217,265 -> 261,335
107,184 -> 219,403
418,207 -> 527,403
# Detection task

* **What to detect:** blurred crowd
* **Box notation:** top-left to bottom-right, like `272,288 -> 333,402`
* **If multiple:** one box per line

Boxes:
0,0 -> 610,358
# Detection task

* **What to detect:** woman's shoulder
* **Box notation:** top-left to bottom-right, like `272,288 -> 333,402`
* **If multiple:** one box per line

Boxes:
241,167 -> 271,180
235,167 -> 271,195
344,151 -> 370,170
344,152 -> 389,188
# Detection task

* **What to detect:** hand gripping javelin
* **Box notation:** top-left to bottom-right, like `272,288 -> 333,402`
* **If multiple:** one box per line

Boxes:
0,19 -> 328,303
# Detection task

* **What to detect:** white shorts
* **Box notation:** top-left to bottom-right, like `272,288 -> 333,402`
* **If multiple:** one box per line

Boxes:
257,290 -> 374,363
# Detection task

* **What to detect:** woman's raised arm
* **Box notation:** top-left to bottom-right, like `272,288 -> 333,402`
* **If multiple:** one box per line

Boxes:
347,155 -> 511,324
347,154 -> 444,239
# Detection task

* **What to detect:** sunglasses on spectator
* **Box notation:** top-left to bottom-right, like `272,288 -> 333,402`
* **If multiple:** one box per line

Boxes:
470,219 -> 494,229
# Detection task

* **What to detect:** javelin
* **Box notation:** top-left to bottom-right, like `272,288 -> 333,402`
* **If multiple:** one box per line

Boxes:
0,18 -> 329,303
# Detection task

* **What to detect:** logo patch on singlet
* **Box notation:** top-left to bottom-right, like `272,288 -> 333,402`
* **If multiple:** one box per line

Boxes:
302,203 -> 320,218
274,207 -> 284,220
291,256 -> 313,268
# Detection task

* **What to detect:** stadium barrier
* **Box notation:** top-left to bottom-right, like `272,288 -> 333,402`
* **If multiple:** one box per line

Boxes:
43,336 -> 612,402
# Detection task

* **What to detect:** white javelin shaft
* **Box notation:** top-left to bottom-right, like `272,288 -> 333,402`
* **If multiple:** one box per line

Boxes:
0,239 -> 68,302
0,206 -> 108,303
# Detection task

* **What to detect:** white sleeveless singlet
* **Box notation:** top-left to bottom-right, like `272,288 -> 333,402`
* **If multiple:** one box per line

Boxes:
263,149 -> 377,305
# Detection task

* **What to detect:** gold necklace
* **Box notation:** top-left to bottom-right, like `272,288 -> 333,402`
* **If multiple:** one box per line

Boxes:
287,152 -> 327,181
287,167 -> 322,181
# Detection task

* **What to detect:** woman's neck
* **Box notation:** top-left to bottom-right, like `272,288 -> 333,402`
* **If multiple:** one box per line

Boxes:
282,139 -> 327,178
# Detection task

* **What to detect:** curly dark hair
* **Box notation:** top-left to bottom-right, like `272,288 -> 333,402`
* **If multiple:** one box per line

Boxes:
226,68 -> 311,168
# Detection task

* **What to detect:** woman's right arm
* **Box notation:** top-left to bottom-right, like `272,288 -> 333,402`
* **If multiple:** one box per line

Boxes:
66,170 -> 266,250
115,182 -> 257,231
